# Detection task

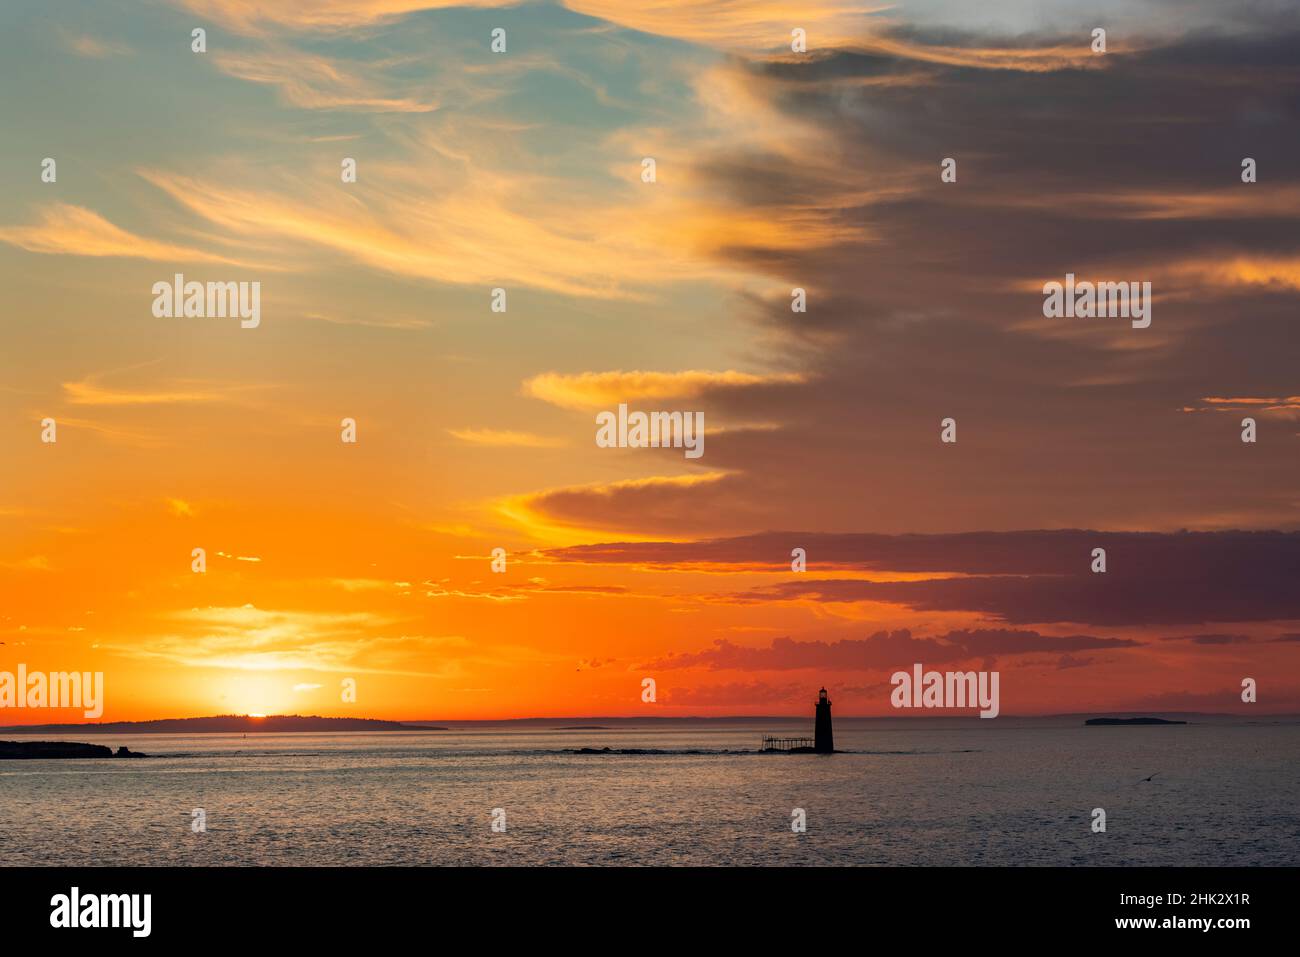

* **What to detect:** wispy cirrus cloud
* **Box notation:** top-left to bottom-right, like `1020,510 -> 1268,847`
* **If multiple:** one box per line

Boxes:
171,0 -> 516,35
114,604 -> 467,676
136,167 -> 694,297
60,30 -> 132,58
1179,395 -> 1300,419
214,47 -> 439,112
27,415 -> 163,448
173,0 -> 881,48
849,32 -> 1122,71
523,369 -> 806,410
566,0 -> 889,52
572,2 -> 1142,65
63,376 -> 234,407
447,428 -> 567,448
0,204 -> 240,264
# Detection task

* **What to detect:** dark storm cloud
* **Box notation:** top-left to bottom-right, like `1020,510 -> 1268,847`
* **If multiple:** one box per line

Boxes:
549,529 -> 1299,575
1056,654 -> 1095,669
745,574 -> 1296,627
746,28 -> 1300,193
728,32 -> 1300,338
841,29 -> 1290,525
548,530 -> 1300,626
1159,633 -> 1252,645
641,627 -> 1138,672
519,21 -> 1300,537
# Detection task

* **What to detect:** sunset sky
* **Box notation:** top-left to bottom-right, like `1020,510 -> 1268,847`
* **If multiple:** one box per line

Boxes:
2,0 -> 1298,722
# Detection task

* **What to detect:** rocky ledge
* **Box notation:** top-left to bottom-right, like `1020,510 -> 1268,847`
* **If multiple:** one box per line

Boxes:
0,741 -> 147,759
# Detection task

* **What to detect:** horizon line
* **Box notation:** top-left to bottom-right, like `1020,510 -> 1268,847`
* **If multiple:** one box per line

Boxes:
3,709 -> 1297,732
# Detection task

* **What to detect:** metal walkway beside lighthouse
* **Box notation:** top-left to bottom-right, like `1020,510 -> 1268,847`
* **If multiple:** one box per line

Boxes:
759,687 -> 834,753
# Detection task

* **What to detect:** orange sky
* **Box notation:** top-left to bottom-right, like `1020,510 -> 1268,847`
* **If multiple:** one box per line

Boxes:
2,0 -> 1298,722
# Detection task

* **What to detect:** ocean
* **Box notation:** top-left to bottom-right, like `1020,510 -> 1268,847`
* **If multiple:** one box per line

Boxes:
2,717 -> 1296,866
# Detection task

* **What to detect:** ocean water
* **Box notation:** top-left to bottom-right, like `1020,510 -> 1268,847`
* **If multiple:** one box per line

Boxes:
1,718 -> 1296,866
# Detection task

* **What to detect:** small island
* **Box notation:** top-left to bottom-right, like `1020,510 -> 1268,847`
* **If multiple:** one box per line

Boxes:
1085,717 -> 1187,726
1,741 -> 147,760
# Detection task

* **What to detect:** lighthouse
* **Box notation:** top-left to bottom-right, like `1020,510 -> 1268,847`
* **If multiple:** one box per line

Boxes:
814,687 -> 834,753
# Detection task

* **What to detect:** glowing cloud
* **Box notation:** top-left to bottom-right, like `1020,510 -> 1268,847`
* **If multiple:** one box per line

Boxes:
523,370 -> 806,410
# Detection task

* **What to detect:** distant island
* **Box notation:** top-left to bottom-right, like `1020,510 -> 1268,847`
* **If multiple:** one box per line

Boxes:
0,714 -> 448,735
1,741 -> 146,760
1085,717 -> 1188,726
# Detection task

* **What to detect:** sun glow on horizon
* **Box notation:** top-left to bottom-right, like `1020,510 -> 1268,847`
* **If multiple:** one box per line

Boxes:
208,674 -> 298,719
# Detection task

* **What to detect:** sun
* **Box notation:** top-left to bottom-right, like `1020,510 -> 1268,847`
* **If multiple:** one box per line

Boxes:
210,675 -> 293,717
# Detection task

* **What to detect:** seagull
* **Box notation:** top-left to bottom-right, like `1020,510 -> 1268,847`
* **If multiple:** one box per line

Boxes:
1137,772 -> 1159,784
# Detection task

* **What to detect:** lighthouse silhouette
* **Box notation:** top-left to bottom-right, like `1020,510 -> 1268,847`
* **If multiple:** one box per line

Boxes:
814,687 -> 834,753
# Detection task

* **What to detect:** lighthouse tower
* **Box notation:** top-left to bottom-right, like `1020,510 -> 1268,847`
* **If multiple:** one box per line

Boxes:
814,687 -> 834,753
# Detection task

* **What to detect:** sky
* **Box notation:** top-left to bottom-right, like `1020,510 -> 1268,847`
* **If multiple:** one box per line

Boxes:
1,0 -> 1298,722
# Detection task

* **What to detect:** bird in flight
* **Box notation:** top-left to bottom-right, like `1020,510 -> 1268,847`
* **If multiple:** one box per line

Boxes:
1137,772 -> 1160,784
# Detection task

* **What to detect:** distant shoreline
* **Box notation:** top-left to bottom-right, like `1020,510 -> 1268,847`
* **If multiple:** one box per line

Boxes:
0,711 -> 1293,734
0,715 -> 448,735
